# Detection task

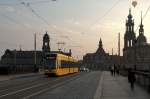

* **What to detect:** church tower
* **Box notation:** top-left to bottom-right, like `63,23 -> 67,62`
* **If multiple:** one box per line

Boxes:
124,9 -> 136,49
42,32 -> 50,53
136,13 -> 147,45
96,38 -> 105,54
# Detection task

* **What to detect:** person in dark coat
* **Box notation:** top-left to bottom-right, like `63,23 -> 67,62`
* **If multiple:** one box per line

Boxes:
116,65 -> 120,75
109,66 -> 113,76
113,64 -> 116,76
128,69 -> 136,90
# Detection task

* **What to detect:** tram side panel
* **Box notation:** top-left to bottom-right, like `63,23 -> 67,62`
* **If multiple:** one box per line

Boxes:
44,53 -> 79,76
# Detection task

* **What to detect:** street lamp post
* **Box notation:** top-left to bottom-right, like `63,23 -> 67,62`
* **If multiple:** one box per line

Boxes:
13,49 -> 16,74
34,33 -> 37,72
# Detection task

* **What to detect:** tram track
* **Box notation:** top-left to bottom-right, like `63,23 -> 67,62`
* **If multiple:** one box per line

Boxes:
23,74 -> 82,99
0,72 -> 85,99
0,75 -> 48,94
0,75 -> 46,90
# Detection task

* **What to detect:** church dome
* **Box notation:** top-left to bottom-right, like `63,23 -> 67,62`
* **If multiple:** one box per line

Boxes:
136,34 -> 147,45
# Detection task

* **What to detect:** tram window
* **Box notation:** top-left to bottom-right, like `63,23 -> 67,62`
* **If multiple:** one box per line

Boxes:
61,61 -> 68,68
60,60 -> 77,68
47,60 -> 56,67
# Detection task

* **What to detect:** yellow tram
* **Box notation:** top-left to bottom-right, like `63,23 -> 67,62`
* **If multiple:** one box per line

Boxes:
44,53 -> 79,76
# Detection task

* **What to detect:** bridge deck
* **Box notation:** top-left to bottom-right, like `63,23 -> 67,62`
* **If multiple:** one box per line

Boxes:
0,71 -> 150,99
95,71 -> 150,99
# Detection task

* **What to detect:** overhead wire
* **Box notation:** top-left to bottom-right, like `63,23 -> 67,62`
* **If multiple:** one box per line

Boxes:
135,3 -> 150,32
0,1 -> 52,50
90,0 -> 121,26
0,2 -> 42,32
0,0 -> 73,53
28,0 -> 54,5
5,0 -> 77,47
81,0 -> 121,40
0,3 -> 19,6
78,0 -> 121,54
20,1 -> 51,26
0,0 -> 53,6
19,0 -> 69,41
1,0 -> 122,55
0,14 -> 23,25
19,0 -> 70,40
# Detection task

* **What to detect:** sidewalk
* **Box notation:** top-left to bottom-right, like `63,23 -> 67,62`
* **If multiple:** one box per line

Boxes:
95,71 -> 150,99
0,76 -> 11,81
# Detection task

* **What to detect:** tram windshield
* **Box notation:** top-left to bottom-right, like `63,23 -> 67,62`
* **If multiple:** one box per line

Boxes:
45,53 -> 57,68
46,59 -> 56,68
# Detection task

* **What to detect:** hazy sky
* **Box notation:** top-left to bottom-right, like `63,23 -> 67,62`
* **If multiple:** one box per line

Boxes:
0,0 -> 150,59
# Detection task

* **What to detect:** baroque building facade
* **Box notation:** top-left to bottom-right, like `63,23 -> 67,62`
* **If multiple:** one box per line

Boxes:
0,32 -> 50,74
83,38 -> 119,70
123,9 -> 150,71
0,32 -> 71,74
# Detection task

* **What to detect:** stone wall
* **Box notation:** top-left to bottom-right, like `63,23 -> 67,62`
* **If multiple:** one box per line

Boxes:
135,72 -> 150,91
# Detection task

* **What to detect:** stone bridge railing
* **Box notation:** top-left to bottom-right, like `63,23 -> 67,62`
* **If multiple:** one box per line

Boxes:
134,71 -> 150,92
119,69 -> 150,92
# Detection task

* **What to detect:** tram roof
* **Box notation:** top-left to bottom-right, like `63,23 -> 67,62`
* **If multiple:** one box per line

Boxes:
46,51 -> 71,56
45,51 -> 77,62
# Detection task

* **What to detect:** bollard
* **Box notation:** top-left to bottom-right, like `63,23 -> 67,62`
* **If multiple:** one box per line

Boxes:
148,74 -> 150,92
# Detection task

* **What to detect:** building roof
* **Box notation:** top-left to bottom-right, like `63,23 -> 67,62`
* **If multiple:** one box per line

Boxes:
95,38 -> 105,55
1,49 -> 42,59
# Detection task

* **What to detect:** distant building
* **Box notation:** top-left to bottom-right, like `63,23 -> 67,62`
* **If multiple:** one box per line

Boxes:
0,32 -> 72,74
83,38 -> 120,70
0,50 -> 42,73
123,9 -> 150,71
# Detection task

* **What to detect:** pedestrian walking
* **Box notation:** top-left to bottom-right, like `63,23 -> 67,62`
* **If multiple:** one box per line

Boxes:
116,67 -> 119,75
113,64 -> 116,76
128,69 -> 136,90
116,65 -> 120,75
109,66 -> 113,76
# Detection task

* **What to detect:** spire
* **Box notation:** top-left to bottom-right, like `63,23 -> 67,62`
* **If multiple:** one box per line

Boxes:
139,11 -> 144,34
99,38 -> 103,48
140,12 -> 143,25
129,8 -> 131,14
96,37 -> 105,54
128,8 -> 132,19
137,11 -> 147,45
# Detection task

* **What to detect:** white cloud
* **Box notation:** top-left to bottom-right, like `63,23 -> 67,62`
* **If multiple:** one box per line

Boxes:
0,6 -> 15,12
91,20 -> 123,31
24,23 -> 32,28
65,18 -> 81,26
91,24 -> 103,30
52,25 -> 57,29
74,21 -> 80,25
6,6 -> 15,12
